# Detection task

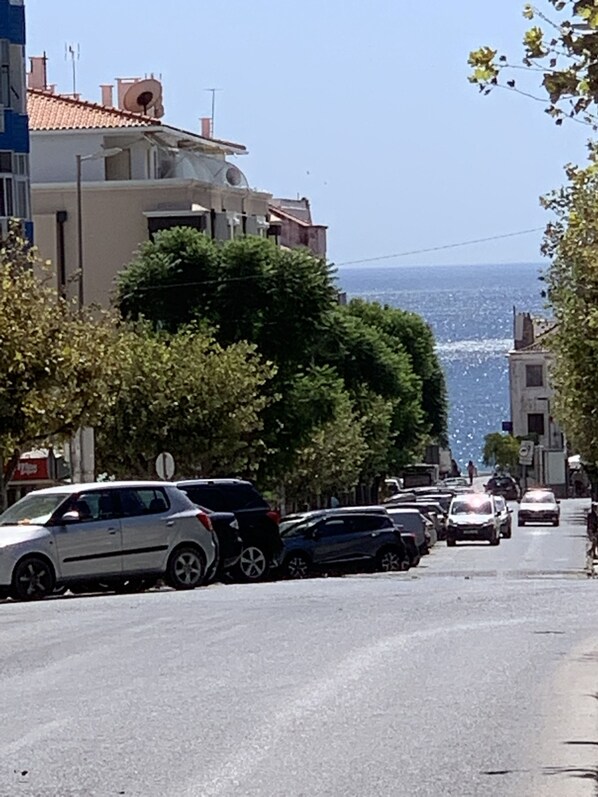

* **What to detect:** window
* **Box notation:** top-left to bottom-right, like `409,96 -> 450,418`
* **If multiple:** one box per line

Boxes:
526,364 -> 544,387
350,514 -> 392,533
68,490 -> 118,523
527,413 -> 545,436
182,485 -> 226,512
0,151 -> 12,173
118,488 -> 170,517
319,518 -> 349,537
0,41 -> 9,108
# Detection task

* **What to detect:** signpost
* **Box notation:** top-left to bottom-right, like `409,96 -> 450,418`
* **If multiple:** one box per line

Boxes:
155,451 -> 175,481
519,440 -> 534,494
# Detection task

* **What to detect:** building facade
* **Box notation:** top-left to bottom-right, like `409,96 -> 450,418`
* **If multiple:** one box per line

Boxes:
0,0 -> 31,238
28,64 -> 272,306
509,312 -> 567,495
269,197 -> 327,259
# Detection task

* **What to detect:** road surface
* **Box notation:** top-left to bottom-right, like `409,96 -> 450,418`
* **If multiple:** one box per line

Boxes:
0,499 -> 597,796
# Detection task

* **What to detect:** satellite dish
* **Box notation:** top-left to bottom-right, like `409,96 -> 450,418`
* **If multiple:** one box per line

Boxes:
122,78 -> 163,115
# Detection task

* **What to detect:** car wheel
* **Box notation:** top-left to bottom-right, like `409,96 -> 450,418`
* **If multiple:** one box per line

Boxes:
489,531 -> 500,546
236,545 -> 269,582
518,520 -> 525,527
377,547 -> 404,572
285,553 -> 310,579
447,538 -> 457,547
166,546 -> 205,590
11,556 -> 55,601
553,518 -> 560,527
503,526 -> 512,539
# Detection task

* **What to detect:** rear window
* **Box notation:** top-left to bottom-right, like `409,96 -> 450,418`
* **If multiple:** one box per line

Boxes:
387,510 -> 422,533
350,514 -> 393,533
118,487 -> 170,517
180,483 -> 268,512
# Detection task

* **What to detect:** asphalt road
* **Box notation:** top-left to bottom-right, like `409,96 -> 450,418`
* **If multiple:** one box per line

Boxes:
1,499 -> 598,797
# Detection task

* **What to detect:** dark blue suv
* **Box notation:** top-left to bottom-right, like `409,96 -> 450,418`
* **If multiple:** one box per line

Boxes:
277,510 -> 408,579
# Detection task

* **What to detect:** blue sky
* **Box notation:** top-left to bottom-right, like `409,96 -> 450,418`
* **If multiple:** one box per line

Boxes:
25,0 -> 589,267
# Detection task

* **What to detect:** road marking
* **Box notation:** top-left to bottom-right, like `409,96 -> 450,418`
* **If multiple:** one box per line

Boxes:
0,719 -> 68,757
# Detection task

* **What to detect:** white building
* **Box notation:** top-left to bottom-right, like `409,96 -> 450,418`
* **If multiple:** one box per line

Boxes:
508,312 -> 567,496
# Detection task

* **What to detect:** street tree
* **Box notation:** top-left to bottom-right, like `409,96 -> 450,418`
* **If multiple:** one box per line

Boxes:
482,432 -> 521,472
469,1 -> 598,128
541,157 -> 598,464
0,226 -> 124,508
95,326 -> 274,479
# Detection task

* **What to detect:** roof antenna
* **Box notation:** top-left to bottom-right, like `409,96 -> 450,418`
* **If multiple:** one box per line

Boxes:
65,43 -> 80,96
204,88 -> 222,137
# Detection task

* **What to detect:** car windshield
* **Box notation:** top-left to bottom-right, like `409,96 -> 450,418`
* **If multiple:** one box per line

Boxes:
0,492 -> 67,527
522,492 -> 555,504
451,498 -> 492,515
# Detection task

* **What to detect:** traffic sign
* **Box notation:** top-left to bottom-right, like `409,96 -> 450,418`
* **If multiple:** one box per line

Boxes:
519,440 -> 534,467
155,451 -> 175,481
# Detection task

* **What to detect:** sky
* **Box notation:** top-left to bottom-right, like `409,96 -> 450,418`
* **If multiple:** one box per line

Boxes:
25,0 -> 590,268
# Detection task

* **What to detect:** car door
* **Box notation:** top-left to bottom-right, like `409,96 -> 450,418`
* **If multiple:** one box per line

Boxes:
348,515 -> 394,559
117,486 -> 174,573
312,516 -> 356,565
52,489 -> 123,580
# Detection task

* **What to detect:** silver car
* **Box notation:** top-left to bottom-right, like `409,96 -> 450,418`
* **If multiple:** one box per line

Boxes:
0,481 -> 217,601
386,507 -> 436,553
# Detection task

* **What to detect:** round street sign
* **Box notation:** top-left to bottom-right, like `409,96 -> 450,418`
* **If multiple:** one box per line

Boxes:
155,451 -> 175,481
519,440 -> 534,466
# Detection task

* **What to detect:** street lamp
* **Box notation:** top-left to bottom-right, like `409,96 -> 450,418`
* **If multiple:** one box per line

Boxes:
76,147 -> 123,308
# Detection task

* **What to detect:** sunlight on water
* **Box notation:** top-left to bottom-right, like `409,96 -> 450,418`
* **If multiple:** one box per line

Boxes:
339,263 -> 546,469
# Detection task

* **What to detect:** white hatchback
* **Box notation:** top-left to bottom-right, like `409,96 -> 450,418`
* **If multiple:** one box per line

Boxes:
0,481 -> 217,601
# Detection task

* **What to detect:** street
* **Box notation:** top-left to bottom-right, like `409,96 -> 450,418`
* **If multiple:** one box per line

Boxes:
1,500 -> 597,797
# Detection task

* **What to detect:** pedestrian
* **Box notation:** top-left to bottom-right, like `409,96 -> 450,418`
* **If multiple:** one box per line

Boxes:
329,494 -> 340,509
467,460 -> 475,486
587,503 -> 598,575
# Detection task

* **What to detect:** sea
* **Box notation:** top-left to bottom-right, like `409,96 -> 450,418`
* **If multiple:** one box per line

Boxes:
338,262 -> 546,471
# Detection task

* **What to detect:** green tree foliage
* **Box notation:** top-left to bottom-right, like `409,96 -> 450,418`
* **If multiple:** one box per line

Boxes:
0,226 -> 124,507
469,1 -> 598,128
541,156 -> 598,461
95,327 -> 275,479
341,299 -> 448,444
482,432 -> 521,471
115,229 -> 448,496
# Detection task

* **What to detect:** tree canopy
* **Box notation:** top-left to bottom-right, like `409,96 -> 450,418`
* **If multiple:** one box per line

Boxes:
482,432 -> 521,472
0,227 -> 124,506
115,229 -> 449,497
469,1 -> 598,128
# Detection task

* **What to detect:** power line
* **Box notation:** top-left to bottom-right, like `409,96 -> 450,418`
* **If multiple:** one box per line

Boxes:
336,227 -> 545,267
121,226 -> 546,295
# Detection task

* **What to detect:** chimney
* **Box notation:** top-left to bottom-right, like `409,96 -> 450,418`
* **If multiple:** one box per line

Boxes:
100,84 -> 114,107
28,55 -> 48,91
201,117 -> 213,138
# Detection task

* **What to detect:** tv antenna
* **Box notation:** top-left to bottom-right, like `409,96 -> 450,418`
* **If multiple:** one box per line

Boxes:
65,43 -> 80,95
205,88 -> 222,137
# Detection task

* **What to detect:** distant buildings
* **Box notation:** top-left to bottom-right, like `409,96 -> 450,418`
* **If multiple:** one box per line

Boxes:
509,311 -> 567,496
26,57 -> 326,307
0,0 -> 32,238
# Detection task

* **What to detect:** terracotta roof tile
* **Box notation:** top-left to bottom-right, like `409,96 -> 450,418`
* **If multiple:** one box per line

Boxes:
28,88 -> 157,131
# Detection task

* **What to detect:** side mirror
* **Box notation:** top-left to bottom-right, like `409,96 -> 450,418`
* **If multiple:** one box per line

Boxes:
59,510 -> 81,524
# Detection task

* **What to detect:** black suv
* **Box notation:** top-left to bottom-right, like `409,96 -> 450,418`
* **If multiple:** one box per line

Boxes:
277,510 -> 409,579
176,479 -> 282,582
485,475 -> 520,502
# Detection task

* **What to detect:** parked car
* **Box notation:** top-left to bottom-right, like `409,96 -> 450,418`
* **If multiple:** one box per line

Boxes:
0,482 -> 217,601
518,489 -> 560,527
400,532 -> 421,568
176,479 -> 282,582
386,500 -> 447,541
197,506 -> 243,581
485,475 -> 520,502
493,495 -> 512,538
386,507 -> 436,553
446,494 -> 501,546
277,510 -> 409,578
